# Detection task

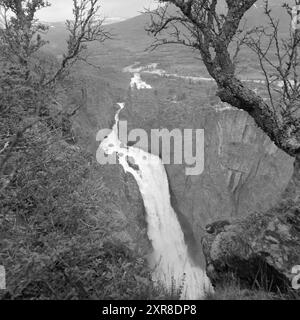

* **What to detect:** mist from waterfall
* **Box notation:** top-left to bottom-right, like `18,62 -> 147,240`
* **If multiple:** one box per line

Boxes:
96,103 -> 212,299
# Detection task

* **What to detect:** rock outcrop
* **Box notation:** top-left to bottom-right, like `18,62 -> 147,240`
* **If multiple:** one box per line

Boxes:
201,157 -> 300,291
202,201 -> 300,291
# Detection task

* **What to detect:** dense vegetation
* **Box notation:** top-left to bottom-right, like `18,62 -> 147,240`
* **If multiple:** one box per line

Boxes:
0,117 -> 157,300
0,0 -> 182,300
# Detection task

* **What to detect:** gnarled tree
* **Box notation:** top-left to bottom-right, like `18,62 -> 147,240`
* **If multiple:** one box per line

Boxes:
148,0 -> 299,202
148,0 -> 300,291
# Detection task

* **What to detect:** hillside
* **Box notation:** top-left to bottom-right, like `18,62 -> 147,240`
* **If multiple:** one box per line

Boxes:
43,0 -> 293,82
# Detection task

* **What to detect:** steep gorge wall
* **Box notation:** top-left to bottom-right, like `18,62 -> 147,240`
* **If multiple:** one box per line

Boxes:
70,73 -> 294,264
120,89 -> 294,259
65,74 -> 150,255
167,108 -> 294,250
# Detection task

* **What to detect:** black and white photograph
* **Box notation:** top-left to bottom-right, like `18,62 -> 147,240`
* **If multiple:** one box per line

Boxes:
0,0 -> 300,305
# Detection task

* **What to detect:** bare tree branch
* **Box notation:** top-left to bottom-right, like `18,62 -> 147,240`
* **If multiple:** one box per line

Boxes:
148,0 -> 300,158
45,0 -> 111,85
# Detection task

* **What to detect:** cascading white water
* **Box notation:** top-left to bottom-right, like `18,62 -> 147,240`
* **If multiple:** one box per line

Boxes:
96,103 -> 213,299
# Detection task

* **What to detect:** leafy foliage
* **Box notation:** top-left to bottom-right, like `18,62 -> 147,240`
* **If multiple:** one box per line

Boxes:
0,0 -> 50,66
0,123 -> 175,300
0,0 -> 177,301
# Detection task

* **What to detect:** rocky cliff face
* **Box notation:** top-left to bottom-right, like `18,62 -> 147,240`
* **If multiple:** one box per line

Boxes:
120,88 -> 294,264
99,164 -> 150,254
72,72 -> 295,273
67,74 -> 151,255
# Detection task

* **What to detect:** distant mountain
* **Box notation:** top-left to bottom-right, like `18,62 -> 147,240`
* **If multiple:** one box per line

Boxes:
42,17 -> 129,54
104,0 -> 291,51
42,17 -> 127,28
41,0 -> 293,79
42,1 -> 292,55
244,0 -> 292,34
104,13 -> 153,52
43,22 -> 68,55
103,17 -> 128,25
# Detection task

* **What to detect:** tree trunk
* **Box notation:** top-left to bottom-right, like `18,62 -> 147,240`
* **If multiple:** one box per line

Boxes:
282,156 -> 300,205
213,75 -> 300,158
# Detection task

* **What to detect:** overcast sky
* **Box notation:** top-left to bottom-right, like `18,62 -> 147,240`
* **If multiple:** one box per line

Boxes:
37,0 -> 157,22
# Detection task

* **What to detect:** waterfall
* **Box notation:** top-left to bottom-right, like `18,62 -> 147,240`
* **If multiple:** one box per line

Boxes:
96,103 -> 213,300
